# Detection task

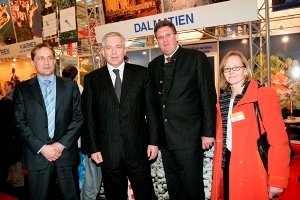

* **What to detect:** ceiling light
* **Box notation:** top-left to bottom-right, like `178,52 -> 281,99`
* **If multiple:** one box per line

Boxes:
241,39 -> 248,44
13,58 -> 16,62
282,36 -> 289,43
291,65 -> 300,79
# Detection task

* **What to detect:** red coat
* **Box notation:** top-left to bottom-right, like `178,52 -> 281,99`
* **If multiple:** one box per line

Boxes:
211,80 -> 290,200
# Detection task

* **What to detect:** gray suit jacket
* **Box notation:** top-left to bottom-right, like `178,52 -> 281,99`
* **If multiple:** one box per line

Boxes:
14,76 -> 83,170
82,63 -> 159,169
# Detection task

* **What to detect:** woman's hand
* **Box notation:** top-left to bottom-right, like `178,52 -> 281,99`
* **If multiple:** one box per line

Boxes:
268,186 -> 283,199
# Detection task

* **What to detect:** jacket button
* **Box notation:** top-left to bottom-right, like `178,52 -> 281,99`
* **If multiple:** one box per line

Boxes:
162,105 -> 165,108
164,119 -> 168,122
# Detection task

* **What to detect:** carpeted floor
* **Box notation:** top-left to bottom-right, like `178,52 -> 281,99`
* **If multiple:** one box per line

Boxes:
279,143 -> 300,200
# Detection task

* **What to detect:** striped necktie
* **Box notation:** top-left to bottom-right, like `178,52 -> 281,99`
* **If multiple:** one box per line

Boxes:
43,80 -> 55,138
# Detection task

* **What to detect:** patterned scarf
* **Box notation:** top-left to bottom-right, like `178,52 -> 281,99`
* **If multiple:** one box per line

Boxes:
220,81 -> 250,168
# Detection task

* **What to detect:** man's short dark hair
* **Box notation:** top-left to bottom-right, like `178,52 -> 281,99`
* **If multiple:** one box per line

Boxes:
31,43 -> 55,61
154,19 -> 177,37
62,66 -> 78,80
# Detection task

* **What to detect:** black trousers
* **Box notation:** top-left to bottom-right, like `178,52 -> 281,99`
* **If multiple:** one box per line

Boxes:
27,162 -> 79,200
101,159 -> 156,200
223,149 -> 231,200
161,146 -> 205,200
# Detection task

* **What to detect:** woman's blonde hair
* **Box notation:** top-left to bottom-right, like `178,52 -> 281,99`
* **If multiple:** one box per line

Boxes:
219,51 -> 253,92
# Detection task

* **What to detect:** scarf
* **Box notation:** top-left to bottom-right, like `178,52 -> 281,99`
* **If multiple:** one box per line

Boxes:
220,81 -> 250,168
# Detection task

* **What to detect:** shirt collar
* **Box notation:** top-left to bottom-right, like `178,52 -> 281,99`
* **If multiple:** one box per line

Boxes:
107,61 -> 125,72
37,73 -> 56,85
164,45 -> 179,61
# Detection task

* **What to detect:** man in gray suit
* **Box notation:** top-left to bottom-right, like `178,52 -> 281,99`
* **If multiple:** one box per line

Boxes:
148,19 -> 217,200
14,43 -> 83,200
82,32 -> 158,200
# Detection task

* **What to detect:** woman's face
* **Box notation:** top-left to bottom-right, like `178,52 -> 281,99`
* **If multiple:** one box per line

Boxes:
223,55 -> 246,87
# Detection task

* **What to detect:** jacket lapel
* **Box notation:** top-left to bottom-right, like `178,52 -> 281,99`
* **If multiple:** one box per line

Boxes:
28,78 -> 46,110
55,76 -> 66,111
120,63 -> 135,103
99,66 -> 119,103
162,55 -> 179,103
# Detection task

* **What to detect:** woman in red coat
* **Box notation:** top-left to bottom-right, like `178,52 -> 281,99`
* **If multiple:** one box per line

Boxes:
211,51 -> 290,200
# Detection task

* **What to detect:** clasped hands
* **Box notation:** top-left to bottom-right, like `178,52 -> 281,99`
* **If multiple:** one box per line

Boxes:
41,142 -> 65,162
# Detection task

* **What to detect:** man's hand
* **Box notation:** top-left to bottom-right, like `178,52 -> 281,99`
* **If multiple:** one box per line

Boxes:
52,142 -> 65,153
268,186 -> 283,199
41,145 -> 62,162
202,136 -> 214,150
91,152 -> 103,164
147,145 -> 159,160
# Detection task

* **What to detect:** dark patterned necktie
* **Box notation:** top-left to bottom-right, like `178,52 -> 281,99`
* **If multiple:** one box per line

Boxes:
166,57 -> 171,63
113,69 -> 121,102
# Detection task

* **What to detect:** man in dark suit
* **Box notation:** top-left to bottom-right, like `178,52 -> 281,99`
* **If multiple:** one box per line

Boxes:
148,20 -> 217,200
82,32 -> 158,200
14,43 -> 83,200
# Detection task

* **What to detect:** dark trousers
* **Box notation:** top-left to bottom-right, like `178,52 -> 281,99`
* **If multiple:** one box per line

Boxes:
101,159 -> 156,200
161,146 -> 205,200
27,162 -> 79,200
223,149 -> 231,200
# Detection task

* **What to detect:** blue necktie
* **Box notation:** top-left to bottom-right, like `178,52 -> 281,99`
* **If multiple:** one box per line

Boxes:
43,80 -> 55,138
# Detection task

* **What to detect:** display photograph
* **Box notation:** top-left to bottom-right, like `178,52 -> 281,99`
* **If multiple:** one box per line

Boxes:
103,0 -> 162,24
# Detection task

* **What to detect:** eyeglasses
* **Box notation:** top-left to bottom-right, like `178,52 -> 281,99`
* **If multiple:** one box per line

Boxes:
223,66 -> 245,73
156,33 -> 174,41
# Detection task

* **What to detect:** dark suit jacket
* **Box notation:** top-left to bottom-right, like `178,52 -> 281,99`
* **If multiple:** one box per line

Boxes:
14,76 -> 83,170
148,46 -> 217,150
82,63 -> 159,169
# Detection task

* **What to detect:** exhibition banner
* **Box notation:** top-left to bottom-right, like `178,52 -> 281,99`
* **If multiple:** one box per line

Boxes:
41,0 -> 59,46
95,0 -> 257,41
0,38 -> 43,58
103,0 -> 229,24
11,0 -> 42,43
0,0 -> 16,44
58,0 -> 78,45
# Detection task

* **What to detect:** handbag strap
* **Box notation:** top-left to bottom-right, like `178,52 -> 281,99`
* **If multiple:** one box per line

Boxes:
254,101 -> 263,137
